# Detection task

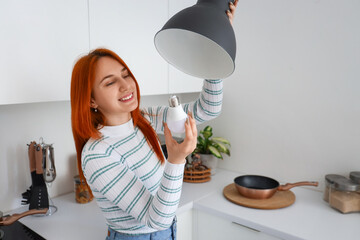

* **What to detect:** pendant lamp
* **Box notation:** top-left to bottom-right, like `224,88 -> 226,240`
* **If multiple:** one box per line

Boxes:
154,0 -> 236,80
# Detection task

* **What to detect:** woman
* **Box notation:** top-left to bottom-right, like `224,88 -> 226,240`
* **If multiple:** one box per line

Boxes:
70,2 -> 238,239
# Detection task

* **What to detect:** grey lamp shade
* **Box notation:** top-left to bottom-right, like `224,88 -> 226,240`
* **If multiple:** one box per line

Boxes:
154,0 -> 236,80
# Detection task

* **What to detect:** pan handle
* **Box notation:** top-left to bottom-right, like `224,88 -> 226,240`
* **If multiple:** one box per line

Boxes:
0,208 -> 48,226
278,181 -> 318,191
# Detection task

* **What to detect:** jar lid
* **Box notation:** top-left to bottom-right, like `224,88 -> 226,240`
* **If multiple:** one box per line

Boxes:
332,177 -> 360,192
325,174 -> 347,186
350,171 -> 360,184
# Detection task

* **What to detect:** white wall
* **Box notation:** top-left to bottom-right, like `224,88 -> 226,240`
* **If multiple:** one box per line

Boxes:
212,0 -> 360,188
0,101 -> 76,212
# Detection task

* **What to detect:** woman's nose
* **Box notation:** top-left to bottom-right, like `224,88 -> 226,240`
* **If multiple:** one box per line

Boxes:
118,78 -> 129,91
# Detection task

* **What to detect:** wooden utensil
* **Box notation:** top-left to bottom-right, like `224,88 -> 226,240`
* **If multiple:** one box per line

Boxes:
0,208 -> 48,226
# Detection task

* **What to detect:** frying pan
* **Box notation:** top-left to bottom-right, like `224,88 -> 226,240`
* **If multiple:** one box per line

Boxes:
234,175 -> 318,199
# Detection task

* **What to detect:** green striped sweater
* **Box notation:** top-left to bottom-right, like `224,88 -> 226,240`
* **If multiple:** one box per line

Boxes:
82,79 -> 223,234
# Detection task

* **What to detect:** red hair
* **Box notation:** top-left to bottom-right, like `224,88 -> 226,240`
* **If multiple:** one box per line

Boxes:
70,48 -> 165,195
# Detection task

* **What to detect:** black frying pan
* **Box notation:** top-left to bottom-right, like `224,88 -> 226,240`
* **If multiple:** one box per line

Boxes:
234,175 -> 318,199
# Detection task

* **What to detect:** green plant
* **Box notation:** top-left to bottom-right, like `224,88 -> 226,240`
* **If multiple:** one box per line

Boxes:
193,125 -> 231,159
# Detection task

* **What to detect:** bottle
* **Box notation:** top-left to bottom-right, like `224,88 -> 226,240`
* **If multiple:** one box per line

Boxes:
167,95 -> 188,133
74,175 -> 93,204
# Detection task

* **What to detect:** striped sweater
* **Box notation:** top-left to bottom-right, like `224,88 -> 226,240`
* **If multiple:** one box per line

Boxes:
81,79 -> 223,234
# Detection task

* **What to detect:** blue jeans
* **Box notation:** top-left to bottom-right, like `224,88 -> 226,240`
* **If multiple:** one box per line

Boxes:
106,218 -> 177,240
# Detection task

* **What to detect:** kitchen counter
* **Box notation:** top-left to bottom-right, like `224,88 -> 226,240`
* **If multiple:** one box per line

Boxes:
188,170 -> 360,240
15,169 -> 359,240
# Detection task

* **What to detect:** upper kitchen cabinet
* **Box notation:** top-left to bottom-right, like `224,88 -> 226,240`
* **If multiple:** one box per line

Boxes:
168,0 -> 203,94
88,0 -> 169,95
0,0 -> 89,105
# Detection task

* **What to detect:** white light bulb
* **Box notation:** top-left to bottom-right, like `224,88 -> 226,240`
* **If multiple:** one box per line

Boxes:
167,95 -> 188,133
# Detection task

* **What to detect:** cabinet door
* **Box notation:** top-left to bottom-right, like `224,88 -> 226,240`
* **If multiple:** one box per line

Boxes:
194,210 -> 282,240
177,210 -> 193,240
0,0 -> 88,105
89,0 -> 168,96
168,0 -> 203,94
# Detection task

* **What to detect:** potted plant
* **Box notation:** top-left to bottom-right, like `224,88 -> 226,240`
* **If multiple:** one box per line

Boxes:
192,125 -> 231,175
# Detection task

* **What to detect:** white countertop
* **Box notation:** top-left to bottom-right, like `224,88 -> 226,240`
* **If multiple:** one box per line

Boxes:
189,170 -> 360,240
16,169 -> 359,240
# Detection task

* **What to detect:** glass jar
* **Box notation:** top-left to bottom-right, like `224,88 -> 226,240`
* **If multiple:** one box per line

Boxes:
74,175 -> 93,204
350,171 -> 360,184
325,174 -> 360,213
324,174 -> 345,202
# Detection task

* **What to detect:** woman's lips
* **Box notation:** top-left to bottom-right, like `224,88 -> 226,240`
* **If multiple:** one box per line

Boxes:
119,93 -> 133,102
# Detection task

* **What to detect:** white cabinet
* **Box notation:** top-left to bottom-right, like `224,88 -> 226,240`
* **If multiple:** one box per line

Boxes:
177,209 -> 282,240
177,210 -> 193,240
0,0 -> 203,105
88,0 -> 169,96
0,0 -> 88,105
168,0 -> 203,94
193,210 -> 282,240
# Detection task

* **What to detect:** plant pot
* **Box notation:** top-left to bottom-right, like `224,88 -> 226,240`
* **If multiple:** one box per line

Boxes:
183,168 -> 211,183
199,154 -> 219,175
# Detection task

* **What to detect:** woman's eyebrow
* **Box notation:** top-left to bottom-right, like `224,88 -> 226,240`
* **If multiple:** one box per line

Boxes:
100,74 -> 114,83
100,68 -> 127,83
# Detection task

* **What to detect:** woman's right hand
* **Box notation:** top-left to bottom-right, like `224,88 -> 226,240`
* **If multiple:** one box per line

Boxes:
227,0 -> 239,25
164,112 -> 197,164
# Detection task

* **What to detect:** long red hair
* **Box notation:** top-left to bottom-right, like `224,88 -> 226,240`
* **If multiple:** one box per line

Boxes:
70,48 -> 165,194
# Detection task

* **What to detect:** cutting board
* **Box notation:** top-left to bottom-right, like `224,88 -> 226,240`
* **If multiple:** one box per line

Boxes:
223,183 -> 296,210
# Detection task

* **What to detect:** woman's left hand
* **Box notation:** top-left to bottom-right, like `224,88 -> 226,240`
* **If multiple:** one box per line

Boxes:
227,0 -> 239,25
164,112 -> 197,165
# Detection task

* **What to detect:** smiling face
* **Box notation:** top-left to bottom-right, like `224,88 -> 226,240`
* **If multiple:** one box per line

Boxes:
90,56 -> 138,126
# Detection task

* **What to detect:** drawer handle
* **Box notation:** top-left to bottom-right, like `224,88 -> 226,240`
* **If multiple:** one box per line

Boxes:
231,221 -> 260,233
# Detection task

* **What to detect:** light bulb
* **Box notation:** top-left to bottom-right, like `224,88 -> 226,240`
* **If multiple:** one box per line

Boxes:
167,95 -> 188,133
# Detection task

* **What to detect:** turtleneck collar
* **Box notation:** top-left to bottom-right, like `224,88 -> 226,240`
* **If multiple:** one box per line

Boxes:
99,118 -> 135,137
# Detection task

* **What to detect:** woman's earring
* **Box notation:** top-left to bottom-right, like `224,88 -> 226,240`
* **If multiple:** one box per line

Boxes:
94,108 -> 98,113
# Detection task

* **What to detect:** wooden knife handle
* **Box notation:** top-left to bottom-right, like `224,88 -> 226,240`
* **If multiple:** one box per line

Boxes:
35,143 -> 43,174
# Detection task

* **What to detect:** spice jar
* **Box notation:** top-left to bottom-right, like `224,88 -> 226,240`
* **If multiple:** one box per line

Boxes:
324,174 -> 360,213
74,175 -> 93,204
323,174 -> 346,202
